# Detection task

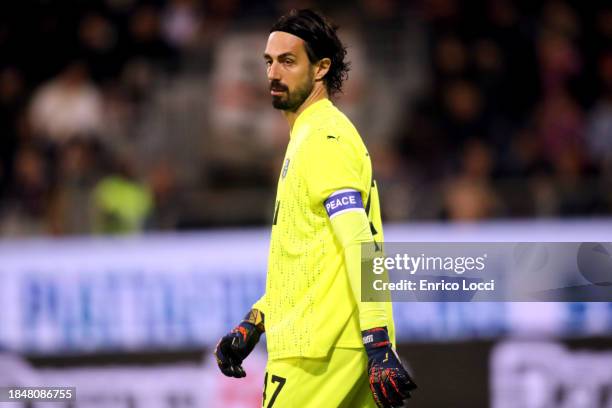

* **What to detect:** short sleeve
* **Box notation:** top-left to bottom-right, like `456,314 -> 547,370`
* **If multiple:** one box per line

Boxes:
301,132 -> 365,207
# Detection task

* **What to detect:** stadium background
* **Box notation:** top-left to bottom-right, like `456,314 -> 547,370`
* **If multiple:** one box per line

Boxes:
0,0 -> 611,407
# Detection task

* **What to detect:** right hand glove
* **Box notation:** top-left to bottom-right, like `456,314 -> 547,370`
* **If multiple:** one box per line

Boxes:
214,309 -> 265,378
363,326 -> 417,407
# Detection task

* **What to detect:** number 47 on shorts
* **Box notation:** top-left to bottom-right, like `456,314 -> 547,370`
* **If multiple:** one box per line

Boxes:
262,372 -> 286,407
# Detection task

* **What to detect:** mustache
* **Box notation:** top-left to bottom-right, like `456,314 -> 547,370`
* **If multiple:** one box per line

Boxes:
270,80 -> 288,92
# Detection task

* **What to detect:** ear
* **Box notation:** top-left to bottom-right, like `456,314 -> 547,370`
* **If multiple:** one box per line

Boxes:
314,58 -> 331,81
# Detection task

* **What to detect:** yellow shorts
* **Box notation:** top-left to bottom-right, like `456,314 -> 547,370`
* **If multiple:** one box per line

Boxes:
261,347 -> 377,408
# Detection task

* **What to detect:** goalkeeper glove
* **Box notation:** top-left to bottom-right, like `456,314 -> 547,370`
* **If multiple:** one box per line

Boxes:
363,327 -> 417,407
214,309 -> 265,378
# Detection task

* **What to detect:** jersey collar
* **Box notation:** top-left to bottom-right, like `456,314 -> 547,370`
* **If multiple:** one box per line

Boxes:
290,98 -> 332,138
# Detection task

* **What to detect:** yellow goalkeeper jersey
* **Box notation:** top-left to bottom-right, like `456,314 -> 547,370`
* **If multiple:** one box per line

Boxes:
255,98 -> 395,360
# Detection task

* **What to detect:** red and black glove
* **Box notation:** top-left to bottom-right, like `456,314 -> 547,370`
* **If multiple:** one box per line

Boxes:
214,309 -> 265,378
363,327 -> 417,407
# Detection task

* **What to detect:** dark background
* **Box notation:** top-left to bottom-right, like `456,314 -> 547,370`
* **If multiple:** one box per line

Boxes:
0,0 -> 611,236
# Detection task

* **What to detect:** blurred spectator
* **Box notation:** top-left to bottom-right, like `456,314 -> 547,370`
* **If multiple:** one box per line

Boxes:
161,0 -> 202,50
443,178 -> 498,220
551,146 -> 599,215
535,89 -> 585,163
49,139 -> 102,235
541,0 -> 580,39
537,30 -> 581,94
125,4 -> 177,69
359,0 -> 405,77
145,160 -> 182,230
369,144 -> 419,221
78,13 -> 122,83
440,80 -> 487,152
486,0 -> 539,120
0,67 -> 26,196
28,62 -> 103,144
434,35 -> 467,80
0,146 -> 51,236
92,158 -> 152,234
502,128 -> 548,178
442,139 -> 500,221
586,53 -> 612,174
207,31 -> 281,190
117,4 -> 178,104
472,38 -> 504,110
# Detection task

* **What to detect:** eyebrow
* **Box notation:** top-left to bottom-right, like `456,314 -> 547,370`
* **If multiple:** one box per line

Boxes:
263,52 -> 296,60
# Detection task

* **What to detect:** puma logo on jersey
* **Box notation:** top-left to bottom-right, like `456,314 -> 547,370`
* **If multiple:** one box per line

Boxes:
327,135 -> 339,140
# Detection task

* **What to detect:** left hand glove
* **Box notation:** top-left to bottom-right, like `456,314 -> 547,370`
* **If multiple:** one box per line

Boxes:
363,326 -> 417,407
214,309 -> 265,378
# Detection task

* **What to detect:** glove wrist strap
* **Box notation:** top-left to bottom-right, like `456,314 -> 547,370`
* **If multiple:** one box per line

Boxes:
242,309 -> 265,333
362,326 -> 390,351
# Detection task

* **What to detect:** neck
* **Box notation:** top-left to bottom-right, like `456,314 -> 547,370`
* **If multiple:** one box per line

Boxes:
283,84 -> 328,131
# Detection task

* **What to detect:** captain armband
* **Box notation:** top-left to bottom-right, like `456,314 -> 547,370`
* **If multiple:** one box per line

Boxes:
324,189 -> 365,219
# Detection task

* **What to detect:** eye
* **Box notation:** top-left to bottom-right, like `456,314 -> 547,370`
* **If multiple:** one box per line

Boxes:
283,59 -> 295,66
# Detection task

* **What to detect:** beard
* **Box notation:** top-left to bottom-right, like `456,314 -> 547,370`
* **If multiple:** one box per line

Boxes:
270,76 -> 314,112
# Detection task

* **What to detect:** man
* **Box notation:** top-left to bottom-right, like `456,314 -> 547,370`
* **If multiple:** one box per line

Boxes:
215,9 -> 417,407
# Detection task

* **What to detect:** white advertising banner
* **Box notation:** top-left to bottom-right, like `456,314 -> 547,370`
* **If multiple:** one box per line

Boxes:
491,341 -> 612,408
0,220 -> 611,353
0,350 -> 267,408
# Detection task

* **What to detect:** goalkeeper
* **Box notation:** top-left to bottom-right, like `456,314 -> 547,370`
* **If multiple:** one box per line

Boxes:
215,9 -> 417,407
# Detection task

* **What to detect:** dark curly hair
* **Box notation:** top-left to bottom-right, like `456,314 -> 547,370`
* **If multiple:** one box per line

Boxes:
270,9 -> 350,96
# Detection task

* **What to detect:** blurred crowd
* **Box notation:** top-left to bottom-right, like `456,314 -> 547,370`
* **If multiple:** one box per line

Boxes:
393,0 -> 612,221
0,0 -> 610,237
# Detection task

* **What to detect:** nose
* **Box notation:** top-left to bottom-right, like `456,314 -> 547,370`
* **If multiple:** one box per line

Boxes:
267,60 -> 280,81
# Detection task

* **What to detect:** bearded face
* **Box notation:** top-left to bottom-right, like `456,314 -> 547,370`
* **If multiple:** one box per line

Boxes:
265,31 -> 317,112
